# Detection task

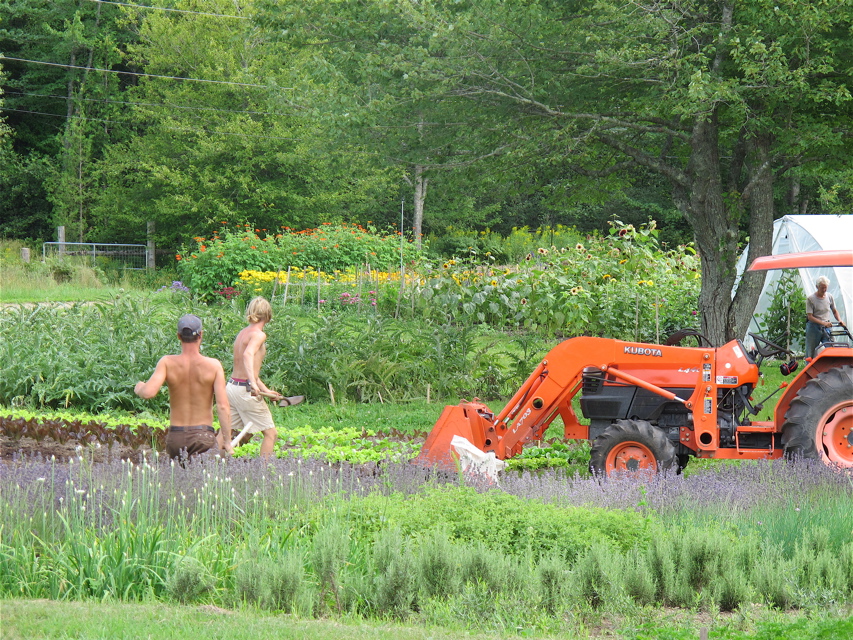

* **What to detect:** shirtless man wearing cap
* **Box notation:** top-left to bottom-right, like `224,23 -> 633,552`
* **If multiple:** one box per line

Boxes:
134,314 -> 233,460
225,297 -> 284,459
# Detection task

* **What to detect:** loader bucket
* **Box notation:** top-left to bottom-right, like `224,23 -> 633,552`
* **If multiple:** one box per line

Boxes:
414,401 -> 495,471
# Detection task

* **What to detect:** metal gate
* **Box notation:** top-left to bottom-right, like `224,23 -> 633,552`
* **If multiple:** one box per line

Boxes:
42,242 -> 149,270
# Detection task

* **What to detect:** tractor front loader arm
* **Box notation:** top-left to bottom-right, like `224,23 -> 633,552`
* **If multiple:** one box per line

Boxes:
414,337 -> 704,470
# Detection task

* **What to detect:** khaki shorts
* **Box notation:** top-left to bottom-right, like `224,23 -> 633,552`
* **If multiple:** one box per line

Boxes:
227,382 -> 276,433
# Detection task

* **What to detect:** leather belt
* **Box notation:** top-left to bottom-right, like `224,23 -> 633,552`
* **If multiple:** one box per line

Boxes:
228,378 -> 251,387
168,426 -> 215,433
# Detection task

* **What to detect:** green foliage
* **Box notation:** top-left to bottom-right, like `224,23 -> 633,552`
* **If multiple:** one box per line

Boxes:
0,295 -> 241,413
416,530 -> 460,601
4,452 -> 853,635
536,552 -> 569,616
232,559 -> 265,606
572,543 -> 623,610
232,424 -> 420,464
166,558 -> 214,605
311,522 -> 349,613
426,224 -> 586,264
506,440 -> 591,472
370,528 -> 416,619
177,223 -> 422,301
412,221 -> 701,340
753,271 -> 806,352
263,551 -> 307,614
342,485 -> 651,562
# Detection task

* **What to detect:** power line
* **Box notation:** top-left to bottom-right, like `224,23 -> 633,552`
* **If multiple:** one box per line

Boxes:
0,107 -> 298,140
87,0 -> 248,19
0,56 -> 278,89
3,90 -> 300,118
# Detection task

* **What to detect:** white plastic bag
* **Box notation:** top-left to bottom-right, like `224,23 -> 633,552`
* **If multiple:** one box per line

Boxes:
450,435 -> 506,483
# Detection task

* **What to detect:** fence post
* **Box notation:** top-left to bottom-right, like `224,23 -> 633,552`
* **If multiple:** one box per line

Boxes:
147,221 -> 156,269
20,248 -> 30,263
57,226 -> 66,256
282,267 -> 291,307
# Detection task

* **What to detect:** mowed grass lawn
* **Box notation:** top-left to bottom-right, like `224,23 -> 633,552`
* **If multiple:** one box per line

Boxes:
1,600 -> 501,640
4,600 -> 853,640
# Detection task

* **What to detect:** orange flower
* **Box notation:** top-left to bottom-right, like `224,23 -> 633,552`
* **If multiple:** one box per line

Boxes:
250,246 -> 256,249
175,255 -> 182,260
263,250 -> 268,253
200,245 -> 206,252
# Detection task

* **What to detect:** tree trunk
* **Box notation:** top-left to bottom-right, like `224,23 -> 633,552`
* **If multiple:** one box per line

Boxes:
412,164 -> 428,249
728,132 -> 774,340
678,113 -> 741,346
675,116 -> 775,346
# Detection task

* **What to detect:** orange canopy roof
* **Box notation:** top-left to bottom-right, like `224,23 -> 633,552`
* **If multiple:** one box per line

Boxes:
748,249 -> 853,271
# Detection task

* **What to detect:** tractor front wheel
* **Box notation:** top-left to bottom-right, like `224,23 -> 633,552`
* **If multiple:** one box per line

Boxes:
782,365 -> 853,468
589,419 -> 676,476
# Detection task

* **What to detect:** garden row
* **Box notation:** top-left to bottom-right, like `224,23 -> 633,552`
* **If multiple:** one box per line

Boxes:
0,408 -> 590,470
174,221 -> 703,340
2,454 -> 852,634
0,296 -> 553,414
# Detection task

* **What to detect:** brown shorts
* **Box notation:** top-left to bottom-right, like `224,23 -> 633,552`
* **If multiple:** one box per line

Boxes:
165,425 -> 217,460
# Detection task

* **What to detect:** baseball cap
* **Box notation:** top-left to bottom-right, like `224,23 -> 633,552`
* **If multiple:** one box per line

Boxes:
177,314 -> 203,338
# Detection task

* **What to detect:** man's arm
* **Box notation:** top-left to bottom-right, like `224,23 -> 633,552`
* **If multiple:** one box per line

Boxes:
212,361 -> 234,454
134,357 -> 168,399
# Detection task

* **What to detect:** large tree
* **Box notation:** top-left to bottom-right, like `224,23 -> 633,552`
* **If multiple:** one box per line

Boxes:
261,0 -> 853,344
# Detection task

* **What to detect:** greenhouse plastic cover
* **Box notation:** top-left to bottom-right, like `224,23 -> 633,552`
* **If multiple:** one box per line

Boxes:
736,214 -> 852,348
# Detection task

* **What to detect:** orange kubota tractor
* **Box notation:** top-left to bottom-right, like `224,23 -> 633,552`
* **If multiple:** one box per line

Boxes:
415,249 -> 853,475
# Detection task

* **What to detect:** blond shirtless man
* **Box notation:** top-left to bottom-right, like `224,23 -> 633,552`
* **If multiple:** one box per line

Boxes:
225,297 -> 283,458
135,314 -> 233,460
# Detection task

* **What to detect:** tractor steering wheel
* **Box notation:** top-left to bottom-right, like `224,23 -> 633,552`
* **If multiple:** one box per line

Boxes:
748,333 -> 792,358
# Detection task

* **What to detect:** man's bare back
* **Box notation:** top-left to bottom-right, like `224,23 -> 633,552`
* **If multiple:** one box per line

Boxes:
159,352 -> 221,426
135,313 -> 232,457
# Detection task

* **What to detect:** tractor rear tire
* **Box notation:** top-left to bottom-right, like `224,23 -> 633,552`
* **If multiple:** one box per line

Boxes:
781,365 -> 853,468
589,419 -> 676,476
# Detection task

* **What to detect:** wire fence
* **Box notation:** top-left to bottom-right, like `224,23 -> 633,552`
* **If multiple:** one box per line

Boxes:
42,242 -> 149,270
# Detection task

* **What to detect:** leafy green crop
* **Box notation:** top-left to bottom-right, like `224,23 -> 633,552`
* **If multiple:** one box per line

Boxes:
341,485 -> 653,561
232,424 -> 420,463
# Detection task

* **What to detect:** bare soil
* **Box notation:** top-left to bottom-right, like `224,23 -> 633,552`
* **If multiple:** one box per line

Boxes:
1,435 -> 150,463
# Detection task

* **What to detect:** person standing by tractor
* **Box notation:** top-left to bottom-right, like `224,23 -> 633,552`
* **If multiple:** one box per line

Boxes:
224,296 -> 286,459
134,314 -> 233,461
805,275 -> 843,358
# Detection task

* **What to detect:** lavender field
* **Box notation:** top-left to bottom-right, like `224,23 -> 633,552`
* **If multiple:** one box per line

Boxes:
1,450 -> 851,637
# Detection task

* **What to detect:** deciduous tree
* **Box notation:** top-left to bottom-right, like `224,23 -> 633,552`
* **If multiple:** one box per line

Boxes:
261,0 -> 853,343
